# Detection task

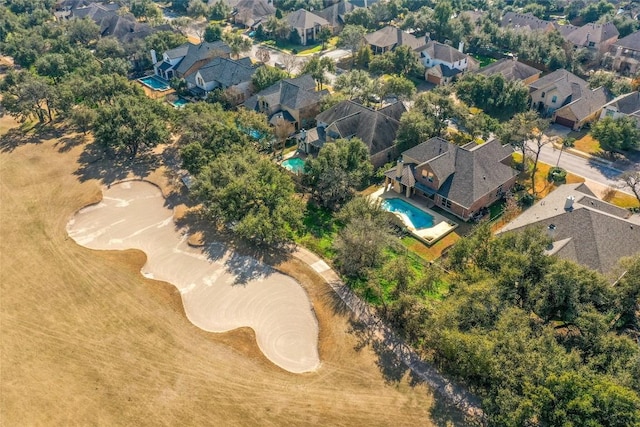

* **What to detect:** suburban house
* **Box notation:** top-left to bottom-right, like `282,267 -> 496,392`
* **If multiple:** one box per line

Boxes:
230,0 -> 275,29
299,100 -> 407,168
384,137 -> 518,221
152,41 -> 232,81
611,30 -> 640,75
419,38 -> 475,85
315,1 -> 357,34
286,9 -> 331,46
243,74 -> 328,130
528,68 -> 609,130
500,12 -> 556,32
500,12 -> 619,56
600,91 -> 640,127
564,22 -> 619,56
364,26 -> 426,54
499,183 -> 640,274
185,57 -> 257,104
477,57 -> 542,85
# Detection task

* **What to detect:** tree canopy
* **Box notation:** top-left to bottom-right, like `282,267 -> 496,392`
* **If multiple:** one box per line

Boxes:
591,116 -> 640,156
303,138 -> 373,210
191,150 -> 303,246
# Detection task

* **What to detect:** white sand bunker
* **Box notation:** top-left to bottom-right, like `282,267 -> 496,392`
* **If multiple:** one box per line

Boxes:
67,181 -> 320,373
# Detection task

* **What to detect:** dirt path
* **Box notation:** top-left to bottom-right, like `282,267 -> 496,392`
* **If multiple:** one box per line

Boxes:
293,246 -> 485,421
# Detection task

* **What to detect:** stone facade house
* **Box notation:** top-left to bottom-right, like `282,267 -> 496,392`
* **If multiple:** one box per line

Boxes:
419,38 -> 475,85
611,30 -> 640,75
364,26 -> 426,54
152,41 -> 231,81
286,9 -> 331,46
552,86 -> 612,130
301,100 -> 407,168
384,137 -> 518,221
243,74 -> 328,130
185,57 -> 257,104
599,91 -> 640,127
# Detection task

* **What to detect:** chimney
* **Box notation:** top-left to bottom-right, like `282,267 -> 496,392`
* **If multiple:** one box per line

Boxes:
395,159 -> 403,178
564,195 -> 575,211
150,49 -> 157,64
425,32 -> 431,43
458,41 -> 464,53
300,129 -> 307,141
547,223 -> 557,239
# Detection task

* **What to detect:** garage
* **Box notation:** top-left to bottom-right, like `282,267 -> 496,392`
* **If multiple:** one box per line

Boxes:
554,116 -> 576,129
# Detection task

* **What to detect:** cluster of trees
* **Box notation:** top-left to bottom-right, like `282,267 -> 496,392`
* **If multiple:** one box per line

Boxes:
455,73 -> 529,120
333,70 -> 416,103
591,116 -> 640,157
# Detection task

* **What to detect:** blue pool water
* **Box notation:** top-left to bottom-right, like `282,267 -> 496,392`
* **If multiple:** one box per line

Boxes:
139,75 -> 170,91
170,97 -> 189,108
382,198 -> 434,229
282,157 -> 306,174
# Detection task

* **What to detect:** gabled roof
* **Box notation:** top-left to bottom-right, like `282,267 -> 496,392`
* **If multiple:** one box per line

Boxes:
613,30 -> 640,51
528,69 -> 589,103
316,100 -> 403,156
422,39 -> 467,63
243,74 -> 326,112
315,1 -> 356,27
163,41 -> 232,76
499,183 -> 640,273
500,12 -> 554,32
402,137 -> 517,209
427,63 -> 462,78
365,26 -> 426,51
555,86 -> 612,122
72,2 -> 120,19
565,22 -> 619,46
233,0 -> 275,26
286,9 -> 329,29
477,58 -> 542,82
195,57 -> 257,87
603,91 -> 640,115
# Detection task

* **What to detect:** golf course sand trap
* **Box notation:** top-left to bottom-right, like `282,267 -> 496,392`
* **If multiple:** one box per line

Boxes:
67,180 -> 320,373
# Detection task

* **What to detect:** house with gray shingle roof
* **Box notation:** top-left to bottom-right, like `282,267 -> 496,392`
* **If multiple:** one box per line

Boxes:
599,91 -> 640,128
152,41 -> 232,81
315,0 -> 357,34
529,69 -> 588,115
477,57 -> 542,85
499,183 -> 640,274
564,22 -> 619,55
552,86 -> 613,130
243,74 -> 328,130
300,100 -> 407,167
611,30 -> 640,75
231,0 -> 275,29
286,9 -> 330,46
384,137 -> 518,220
365,26 -> 427,54
186,57 -> 257,104
419,38 -> 474,85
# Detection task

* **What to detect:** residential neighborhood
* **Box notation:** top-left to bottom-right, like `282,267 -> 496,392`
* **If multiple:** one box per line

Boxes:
1,0 -> 640,425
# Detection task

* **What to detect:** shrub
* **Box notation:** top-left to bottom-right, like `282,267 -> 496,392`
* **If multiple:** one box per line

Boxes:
548,167 -> 567,183
519,193 -> 535,207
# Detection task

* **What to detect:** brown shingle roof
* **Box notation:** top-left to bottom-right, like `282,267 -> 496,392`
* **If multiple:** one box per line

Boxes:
364,26 -> 426,51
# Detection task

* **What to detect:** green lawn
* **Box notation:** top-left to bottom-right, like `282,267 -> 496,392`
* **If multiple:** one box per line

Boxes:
472,54 -> 498,68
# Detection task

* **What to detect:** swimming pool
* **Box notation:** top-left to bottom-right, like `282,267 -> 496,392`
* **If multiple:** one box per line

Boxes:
170,97 -> 189,108
281,157 -> 306,174
139,75 -> 170,91
382,198 -> 434,230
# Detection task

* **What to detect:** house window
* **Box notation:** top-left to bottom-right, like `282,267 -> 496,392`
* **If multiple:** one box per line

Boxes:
551,95 -> 557,103
421,169 -> 434,182
197,76 -> 204,87
588,41 -> 595,47
440,197 -> 451,209
496,185 -> 503,197
541,92 -> 545,98
605,109 -> 615,117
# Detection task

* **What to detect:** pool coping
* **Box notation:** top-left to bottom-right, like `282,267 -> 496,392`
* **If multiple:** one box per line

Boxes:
371,188 -> 458,246
137,75 -> 172,92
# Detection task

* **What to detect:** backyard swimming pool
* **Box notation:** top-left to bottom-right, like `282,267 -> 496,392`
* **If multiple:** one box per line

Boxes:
169,97 -> 189,108
139,75 -> 170,91
281,157 -> 306,174
382,198 -> 434,230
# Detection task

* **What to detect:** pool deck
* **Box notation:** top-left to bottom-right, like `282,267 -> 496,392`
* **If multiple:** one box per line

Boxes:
371,187 -> 458,245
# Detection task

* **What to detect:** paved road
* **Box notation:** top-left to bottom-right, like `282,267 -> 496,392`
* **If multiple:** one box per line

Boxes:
292,246 -> 484,422
526,140 -> 638,195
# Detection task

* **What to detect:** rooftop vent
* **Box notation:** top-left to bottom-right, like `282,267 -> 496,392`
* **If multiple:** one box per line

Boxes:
564,195 -> 575,211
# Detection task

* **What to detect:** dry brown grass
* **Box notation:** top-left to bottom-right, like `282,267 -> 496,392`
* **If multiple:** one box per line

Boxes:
571,133 -> 602,156
0,121 -> 467,425
603,190 -> 640,209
